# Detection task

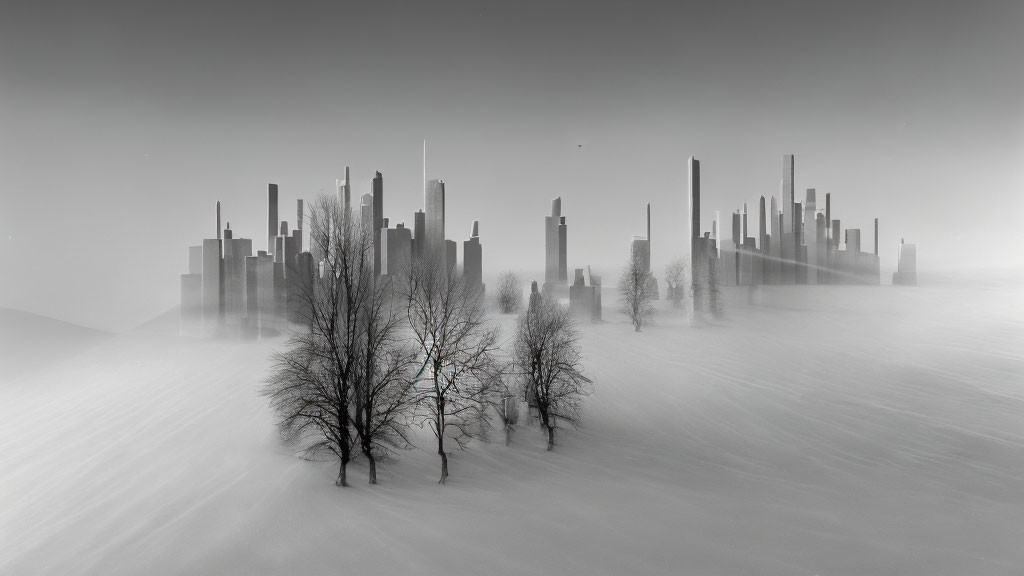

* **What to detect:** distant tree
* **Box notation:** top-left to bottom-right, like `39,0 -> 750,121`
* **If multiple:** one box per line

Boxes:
263,195 -> 367,487
619,252 -> 656,331
664,257 -> 687,309
496,271 -> 523,314
404,253 -> 502,483
352,274 -> 419,484
486,367 -> 520,446
515,296 -> 591,450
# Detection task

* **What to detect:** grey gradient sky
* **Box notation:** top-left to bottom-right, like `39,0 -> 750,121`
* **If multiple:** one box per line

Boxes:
2,0 -> 1022,330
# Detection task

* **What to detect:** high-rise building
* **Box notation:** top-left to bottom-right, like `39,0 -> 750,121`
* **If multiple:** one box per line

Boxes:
372,171 -> 384,276
381,223 -> 413,278
783,155 -> 795,233
630,237 -> 650,275
412,209 -> 426,263
360,193 -> 373,234
893,239 -> 917,285
337,166 -> 351,223
445,239 -> 457,273
267,183 -> 279,255
805,189 -> 818,284
545,197 -> 563,283
689,156 -> 710,312
463,221 -> 483,292
425,179 -> 446,268
202,238 -> 223,328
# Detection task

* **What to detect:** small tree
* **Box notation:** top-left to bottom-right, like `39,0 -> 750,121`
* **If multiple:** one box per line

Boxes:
619,252 -> 656,332
487,368 -> 520,446
515,296 -> 591,450
352,274 -> 419,484
496,271 -> 523,314
405,253 -> 502,483
264,195 -> 366,487
664,257 -> 687,309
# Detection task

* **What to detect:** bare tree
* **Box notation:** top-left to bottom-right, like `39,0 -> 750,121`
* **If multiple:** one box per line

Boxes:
496,270 -> 523,314
515,295 -> 591,450
263,195 -> 369,487
484,366 -> 519,446
404,253 -> 502,484
619,252 -> 656,332
664,257 -> 687,309
352,274 -> 419,484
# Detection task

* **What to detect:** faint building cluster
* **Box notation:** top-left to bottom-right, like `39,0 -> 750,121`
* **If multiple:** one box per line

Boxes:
183,151 -> 916,335
687,154 -> 916,302
180,159 -> 484,337
540,196 -> 603,322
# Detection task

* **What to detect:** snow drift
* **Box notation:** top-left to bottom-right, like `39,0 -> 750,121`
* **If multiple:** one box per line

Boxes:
2,279 -> 1022,575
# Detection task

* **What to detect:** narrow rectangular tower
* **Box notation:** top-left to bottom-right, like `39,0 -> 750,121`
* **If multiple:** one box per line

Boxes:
782,155 -> 795,233
372,171 -> 384,276
425,179 -> 446,268
267,183 -> 279,255
545,197 -> 562,283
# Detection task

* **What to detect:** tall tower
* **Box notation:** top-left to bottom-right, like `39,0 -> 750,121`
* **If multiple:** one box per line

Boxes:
759,196 -> 766,251
268,183 -> 279,255
646,202 -> 651,265
463,221 -> 483,292
372,171 -> 384,275
782,155 -> 795,233
874,218 -> 879,256
545,197 -> 562,283
742,202 -> 748,241
688,156 -> 704,313
688,157 -> 700,246
825,193 -> 831,244
336,166 -> 351,225
425,179 -> 446,267
412,209 -> 426,262
714,210 -> 721,258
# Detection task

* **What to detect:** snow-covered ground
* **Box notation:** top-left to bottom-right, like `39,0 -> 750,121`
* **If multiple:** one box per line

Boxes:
0,308 -> 111,384
2,276 -> 1022,575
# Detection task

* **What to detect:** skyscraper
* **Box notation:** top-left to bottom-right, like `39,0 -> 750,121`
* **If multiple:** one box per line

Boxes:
412,209 -> 426,263
337,166 -> 351,223
782,155 -> 795,234
372,171 -> 383,276
425,179 -> 446,268
267,183 -> 279,255
805,189 -> 818,284
893,239 -> 917,285
360,193 -> 373,234
463,221 -> 482,292
545,197 -> 563,284
688,156 -> 707,312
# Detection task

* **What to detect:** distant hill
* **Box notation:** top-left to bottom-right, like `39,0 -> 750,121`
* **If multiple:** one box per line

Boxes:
0,308 -> 112,383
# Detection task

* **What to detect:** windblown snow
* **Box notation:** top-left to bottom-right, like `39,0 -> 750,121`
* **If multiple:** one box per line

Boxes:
2,277 -> 1022,575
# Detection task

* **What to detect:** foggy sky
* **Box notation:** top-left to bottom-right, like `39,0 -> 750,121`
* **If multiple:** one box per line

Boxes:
2,0 -> 1022,331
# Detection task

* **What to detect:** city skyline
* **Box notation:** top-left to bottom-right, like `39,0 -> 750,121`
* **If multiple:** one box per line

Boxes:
2,0 -> 1022,331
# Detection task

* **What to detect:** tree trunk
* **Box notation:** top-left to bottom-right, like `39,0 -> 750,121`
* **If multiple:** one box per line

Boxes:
336,458 -> 348,487
438,441 -> 449,484
367,452 -> 377,485
546,425 -> 555,451
505,424 -> 512,446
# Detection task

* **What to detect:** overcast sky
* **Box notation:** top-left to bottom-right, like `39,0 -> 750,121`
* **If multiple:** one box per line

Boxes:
2,0 -> 1022,330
